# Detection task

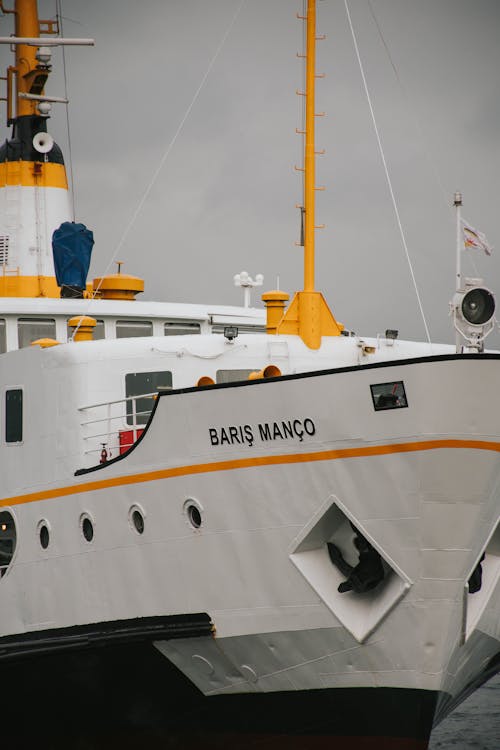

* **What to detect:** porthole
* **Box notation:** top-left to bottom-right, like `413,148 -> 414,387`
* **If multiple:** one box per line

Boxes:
129,506 -> 145,535
184,499 -> 203,529
0,510 -> 16,576
80,514 -> 94,543
38,521 -> 50,550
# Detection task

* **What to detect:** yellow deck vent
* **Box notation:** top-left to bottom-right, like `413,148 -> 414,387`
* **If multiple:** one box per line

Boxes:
68,316 -> 97,342
262,290 -> 290,334
248,365 -> 282,380
30,338 -> 60,348
93,262 -> 144,301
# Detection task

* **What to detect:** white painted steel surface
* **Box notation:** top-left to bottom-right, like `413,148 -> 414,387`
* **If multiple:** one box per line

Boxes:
0,333 -> 497,725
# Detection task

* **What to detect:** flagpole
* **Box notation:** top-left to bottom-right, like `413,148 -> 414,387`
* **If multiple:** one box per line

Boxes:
454,191 -> 462,294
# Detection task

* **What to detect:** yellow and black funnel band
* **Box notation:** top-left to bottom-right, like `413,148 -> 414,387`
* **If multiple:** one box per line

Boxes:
0,115 -> 64,165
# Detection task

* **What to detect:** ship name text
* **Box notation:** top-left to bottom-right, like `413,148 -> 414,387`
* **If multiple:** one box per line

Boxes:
209,418 -> 316,448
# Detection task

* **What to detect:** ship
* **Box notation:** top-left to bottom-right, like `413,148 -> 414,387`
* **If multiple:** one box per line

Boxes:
0,1 -> 498,748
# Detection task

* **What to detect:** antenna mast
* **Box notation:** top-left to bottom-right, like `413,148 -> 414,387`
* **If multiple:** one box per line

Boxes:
277,0 -> 342,348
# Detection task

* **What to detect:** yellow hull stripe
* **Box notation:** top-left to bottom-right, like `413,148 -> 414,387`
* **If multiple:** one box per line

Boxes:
2,438 -> 500,509
0,161 -> 68,189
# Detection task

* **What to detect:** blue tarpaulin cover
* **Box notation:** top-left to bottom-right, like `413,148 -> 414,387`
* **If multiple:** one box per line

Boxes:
52,221 -> 94,289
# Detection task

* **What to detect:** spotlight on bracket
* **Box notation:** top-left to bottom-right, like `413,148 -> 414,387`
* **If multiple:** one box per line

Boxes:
224,326 -> 238,342
451,278 -> 496,352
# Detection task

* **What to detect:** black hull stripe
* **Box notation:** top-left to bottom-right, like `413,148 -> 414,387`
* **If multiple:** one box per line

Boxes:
0,631 -> 438,748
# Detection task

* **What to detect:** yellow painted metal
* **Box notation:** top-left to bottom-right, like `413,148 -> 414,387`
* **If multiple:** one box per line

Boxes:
248,365 -> 282,380
0,161 -> 68,189
196,376 -> 215,387
92,273 -> 144,300
0,274 -> 60,297
68,315 -> 96,342
30,337 -> 60,348
277,0 -> 343,348
14,0 -> 43,118
261,289 -> 290,334
304,0 -> 316,292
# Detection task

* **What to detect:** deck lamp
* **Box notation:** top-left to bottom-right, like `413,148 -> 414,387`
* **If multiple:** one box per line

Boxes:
452,278 -> 496,351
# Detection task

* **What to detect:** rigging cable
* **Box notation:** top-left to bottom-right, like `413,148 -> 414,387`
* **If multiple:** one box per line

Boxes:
93,0 -> 247,297
344,0 -> 432,346
56,0 -> 76,221
70,0 -> 246,340
366,0 -> 479,280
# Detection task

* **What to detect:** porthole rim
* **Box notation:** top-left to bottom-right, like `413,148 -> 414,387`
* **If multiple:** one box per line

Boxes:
183,498 -> 204,529
79,511 -> 95,543
128,504 -> 146,535
36,518 -> 51,550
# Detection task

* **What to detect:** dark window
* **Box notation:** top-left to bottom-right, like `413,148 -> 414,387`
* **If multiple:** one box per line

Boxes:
0,319 -> 6,354
82,517 -> 94,542
0,510 -> 16,576
125,371 -> 172,425
18,318 -> 56,348
164,322 -> 201,336
116,320 -> 153,338
187,504 -> 202,529
216,369 -> 256,384
131,509 -> 144,534
371,381 -> 408,411
39,524 -> 50,549
5,389 -> 22,442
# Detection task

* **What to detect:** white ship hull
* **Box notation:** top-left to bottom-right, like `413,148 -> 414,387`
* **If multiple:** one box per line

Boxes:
0,353 -> 498,747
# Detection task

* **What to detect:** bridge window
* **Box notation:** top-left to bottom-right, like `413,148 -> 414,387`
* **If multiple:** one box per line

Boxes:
371,381 -> 408,411
5,389 -> 22,443
125,371 -> 172,425
0,319 -> 5,354
216,369 -> 256,384
116,320 -> 153,338
164,322 -> 201,335
18,317 -> 56,348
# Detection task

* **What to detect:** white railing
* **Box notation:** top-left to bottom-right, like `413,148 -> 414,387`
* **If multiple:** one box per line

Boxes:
78,390 -> 167,465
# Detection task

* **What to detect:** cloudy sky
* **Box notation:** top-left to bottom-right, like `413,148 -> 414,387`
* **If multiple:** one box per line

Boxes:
2,0 -> 500,345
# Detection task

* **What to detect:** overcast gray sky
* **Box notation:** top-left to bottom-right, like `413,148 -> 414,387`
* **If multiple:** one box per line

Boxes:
2,0 -> 500,345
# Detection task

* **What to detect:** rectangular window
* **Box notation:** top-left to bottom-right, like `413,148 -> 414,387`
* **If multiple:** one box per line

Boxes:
5,389 -> 22,443
125,371 -> 172,425
0,319 -> 6,354
18,318 -> 56,349
370,381 -> 408,411
216,369 -> 256,384
116,320 -> 153,338
164,322 -> 201,336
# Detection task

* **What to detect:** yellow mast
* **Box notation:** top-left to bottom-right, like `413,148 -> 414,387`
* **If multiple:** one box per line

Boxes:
303,0 -> 316,293
276,0 -> 342,348
14,0 -> 45,118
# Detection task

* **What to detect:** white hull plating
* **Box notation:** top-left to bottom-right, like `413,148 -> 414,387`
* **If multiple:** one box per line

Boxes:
0,349 -> 498,731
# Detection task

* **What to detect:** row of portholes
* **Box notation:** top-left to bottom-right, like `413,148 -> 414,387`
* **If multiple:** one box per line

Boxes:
37,505 -> 147,550
36,500 -> 203,551
0,500 -> 203,574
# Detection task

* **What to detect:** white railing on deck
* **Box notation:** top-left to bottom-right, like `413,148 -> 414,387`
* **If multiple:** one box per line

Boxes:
78,390 -> 167,465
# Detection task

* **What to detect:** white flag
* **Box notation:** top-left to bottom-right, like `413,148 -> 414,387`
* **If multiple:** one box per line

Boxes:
462,220 -> 493,256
